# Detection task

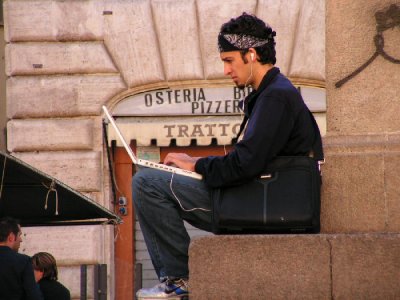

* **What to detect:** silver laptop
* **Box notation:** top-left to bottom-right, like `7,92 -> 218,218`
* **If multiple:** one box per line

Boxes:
102,106 -> 202,180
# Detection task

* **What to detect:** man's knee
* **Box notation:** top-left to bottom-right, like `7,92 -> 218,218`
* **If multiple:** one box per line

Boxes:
132,168 -> 166,199
132,169 -> 144,190
132,169 -> 152,209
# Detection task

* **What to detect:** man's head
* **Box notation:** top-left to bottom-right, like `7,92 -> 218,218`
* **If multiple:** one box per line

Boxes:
32,252 -> 59,282
218,13 -> 276,89
0,217 -> 23,252
218,12 -> 276,64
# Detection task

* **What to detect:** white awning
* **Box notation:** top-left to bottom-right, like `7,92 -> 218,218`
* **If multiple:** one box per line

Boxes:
107,115 -> 243,147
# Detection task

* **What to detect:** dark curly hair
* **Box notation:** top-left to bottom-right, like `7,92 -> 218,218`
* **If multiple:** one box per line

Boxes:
0,217 -> 20,242
220,12 -> 276,65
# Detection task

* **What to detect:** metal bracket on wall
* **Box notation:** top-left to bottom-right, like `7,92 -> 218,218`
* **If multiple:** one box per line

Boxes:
335,4 -> 400,88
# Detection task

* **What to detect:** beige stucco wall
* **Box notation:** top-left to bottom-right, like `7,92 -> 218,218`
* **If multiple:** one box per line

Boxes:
3,0 -> 325,298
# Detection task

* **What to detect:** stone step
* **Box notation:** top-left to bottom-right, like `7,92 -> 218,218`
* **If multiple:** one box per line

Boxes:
189,233 -> 400,299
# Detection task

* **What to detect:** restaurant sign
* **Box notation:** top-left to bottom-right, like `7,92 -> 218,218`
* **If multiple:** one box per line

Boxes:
108,116 -> 243,147
113,86 -> 253,116
108,85 -> 326,146
113,85 -> 325,116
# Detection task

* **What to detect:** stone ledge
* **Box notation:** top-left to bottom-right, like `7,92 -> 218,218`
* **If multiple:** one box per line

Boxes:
13,151 -> 102,192
21,225 -> 107,265
189,233 -> 400,299
4,0 -> 103,42
6,75 -> 126,118
7,118 -> 95,152
5,42 -> 117,76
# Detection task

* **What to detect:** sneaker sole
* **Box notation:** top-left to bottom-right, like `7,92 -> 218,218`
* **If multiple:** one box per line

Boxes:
137,297 -> 188,300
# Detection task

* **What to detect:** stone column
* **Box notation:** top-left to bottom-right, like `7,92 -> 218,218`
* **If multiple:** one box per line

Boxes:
323,0 -> 400,233
323,2 -> 400,295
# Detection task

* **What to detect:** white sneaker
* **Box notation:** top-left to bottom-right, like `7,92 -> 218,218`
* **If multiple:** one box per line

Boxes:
136,278 -> 189,299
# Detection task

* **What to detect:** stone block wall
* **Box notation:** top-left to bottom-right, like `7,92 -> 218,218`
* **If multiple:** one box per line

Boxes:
3,0 -> 324,205
20,225 -> 114,299
3,0 -> 325,298
0,27 -> 6,151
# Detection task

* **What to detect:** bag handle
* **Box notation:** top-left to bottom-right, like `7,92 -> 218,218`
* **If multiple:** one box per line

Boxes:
308,110 -> 324,162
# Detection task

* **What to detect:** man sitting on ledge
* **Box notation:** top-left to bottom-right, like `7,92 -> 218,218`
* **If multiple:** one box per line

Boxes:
132,12 -> 319,299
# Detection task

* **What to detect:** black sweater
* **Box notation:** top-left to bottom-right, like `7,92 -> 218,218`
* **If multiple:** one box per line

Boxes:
195,67 -> 318,188
0,246 -> 43,300
38,278 -> 70,300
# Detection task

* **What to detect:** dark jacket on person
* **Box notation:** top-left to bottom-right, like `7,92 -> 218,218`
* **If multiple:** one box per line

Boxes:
38,278 -> 71,300
0,246 -> 43,300
195,67 -> 318,187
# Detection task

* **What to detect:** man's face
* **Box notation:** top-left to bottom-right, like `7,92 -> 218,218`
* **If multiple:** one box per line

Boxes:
220,51 -> 250,89
10,225 -> 22,252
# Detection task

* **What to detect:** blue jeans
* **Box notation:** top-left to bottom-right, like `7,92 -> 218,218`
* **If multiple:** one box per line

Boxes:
132,167 -> 212,280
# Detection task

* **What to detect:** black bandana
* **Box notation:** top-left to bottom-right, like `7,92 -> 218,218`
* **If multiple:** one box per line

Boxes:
218,33 -> 270,52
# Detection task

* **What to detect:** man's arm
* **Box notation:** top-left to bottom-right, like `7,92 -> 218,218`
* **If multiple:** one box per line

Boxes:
195,94 -> 291,187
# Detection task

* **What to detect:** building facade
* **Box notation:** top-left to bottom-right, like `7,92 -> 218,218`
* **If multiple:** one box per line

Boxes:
2,0 -> 328,299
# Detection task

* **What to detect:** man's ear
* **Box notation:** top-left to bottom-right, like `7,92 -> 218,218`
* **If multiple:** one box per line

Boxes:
7,232 -> 16,243
249,48 -> 257,62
